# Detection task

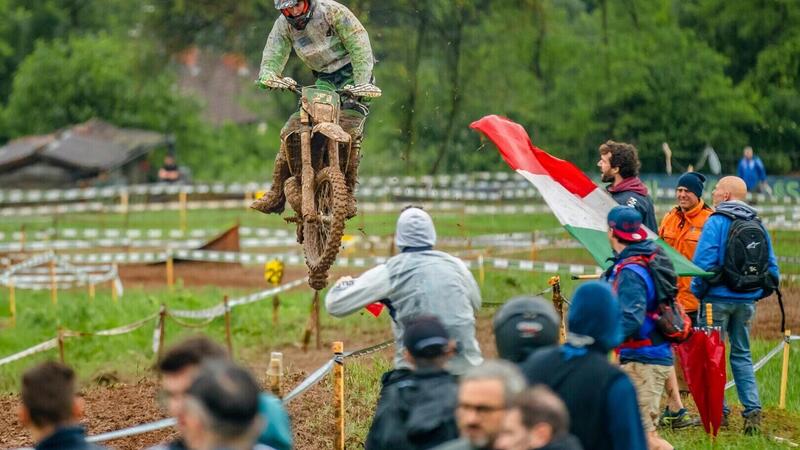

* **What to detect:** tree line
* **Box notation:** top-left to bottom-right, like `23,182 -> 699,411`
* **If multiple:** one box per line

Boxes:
0,0 -> 797,181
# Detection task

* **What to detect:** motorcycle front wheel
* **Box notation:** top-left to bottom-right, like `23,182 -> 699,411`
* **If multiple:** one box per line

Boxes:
303,166 -> 348,289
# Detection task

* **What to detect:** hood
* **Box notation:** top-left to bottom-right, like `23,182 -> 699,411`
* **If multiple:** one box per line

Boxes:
395,208 -> 437,249
615,239 -> 658,261
566,282 -> 622,352
715,200 -> 757,220
607,176 -> 649,196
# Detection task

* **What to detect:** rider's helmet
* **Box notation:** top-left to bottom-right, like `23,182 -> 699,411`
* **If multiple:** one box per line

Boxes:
275,0 -> 315,31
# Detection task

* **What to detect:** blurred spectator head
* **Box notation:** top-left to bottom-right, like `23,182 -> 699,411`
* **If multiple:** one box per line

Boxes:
598,140 -> 640,182
179,361 -> 263,450
402,315 -> 454,369
19,361 -> 82,432
395,206 -> 437,250
157,336 -> 228,417
493,296 -> 560,363
456,360 -> 526,449
495,385 -> 570,450
567,282 -> 622,352
743,146 -> 754,159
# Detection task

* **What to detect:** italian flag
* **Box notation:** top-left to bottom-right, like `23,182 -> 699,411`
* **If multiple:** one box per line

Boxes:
470,115 -> 707,276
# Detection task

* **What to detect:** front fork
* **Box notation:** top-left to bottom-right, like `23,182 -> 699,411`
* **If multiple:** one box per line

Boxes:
300,127 -> 315,223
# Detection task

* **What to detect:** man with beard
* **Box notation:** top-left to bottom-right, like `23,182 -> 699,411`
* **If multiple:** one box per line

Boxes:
597,140 -> 658,231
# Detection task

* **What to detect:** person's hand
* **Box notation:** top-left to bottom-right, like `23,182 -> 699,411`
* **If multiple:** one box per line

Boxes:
257,73 -> 298,91
342,83 -> 382,98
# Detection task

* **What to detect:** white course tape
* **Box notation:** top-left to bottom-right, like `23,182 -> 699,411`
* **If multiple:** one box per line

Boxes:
169,278 -> 305,320
725,340 -> 787,391
0,339 -> 58,367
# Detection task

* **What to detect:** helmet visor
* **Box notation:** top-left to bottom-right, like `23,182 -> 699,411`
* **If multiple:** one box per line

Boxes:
274,0 -> 298,10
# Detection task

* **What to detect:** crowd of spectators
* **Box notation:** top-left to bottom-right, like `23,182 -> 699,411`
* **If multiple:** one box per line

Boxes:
14,141 -> 781,450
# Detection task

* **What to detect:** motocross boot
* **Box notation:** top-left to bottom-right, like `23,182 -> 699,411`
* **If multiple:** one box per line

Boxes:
344,137 -> 361,219
251,150 -> 290,215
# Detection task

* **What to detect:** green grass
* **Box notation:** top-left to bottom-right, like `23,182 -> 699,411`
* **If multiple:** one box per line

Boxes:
1,207 -> 800,448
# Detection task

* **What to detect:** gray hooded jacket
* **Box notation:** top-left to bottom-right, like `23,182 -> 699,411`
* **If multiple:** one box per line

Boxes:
325,208 -> 483,374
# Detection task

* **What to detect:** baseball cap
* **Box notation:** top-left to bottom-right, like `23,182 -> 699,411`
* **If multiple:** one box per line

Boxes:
403,316 -> 450,358
607,205 -> 646,242
493,296 -> 560,363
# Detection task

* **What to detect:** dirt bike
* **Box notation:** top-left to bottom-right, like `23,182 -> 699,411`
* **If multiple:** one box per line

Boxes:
278,81 -> 363,290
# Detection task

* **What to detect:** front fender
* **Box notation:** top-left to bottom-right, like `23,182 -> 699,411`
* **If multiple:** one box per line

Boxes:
312,122 -> 351,143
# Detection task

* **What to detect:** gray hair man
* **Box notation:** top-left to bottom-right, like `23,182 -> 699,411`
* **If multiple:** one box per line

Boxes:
433,360 -> 527,450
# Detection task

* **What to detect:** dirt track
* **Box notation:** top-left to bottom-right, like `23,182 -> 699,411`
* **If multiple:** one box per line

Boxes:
0,262 -> 796,449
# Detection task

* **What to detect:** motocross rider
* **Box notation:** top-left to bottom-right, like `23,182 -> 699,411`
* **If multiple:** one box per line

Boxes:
251,0 -> 380,216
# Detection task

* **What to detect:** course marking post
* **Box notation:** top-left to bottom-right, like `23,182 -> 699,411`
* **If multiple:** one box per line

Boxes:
780,329 -> 792,409
49,259 -> 57,305
157,305 -> 167,361
268,352 -> 284,398
166,250 -> 174,291
57,327 -> 65,363
223,295 -> 233,356
333,341 -> 345,450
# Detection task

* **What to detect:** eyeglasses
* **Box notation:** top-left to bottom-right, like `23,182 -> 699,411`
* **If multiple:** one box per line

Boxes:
457,402 -> 506,415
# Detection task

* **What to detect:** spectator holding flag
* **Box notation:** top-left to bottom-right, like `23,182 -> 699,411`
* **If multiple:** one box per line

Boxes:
598,140 -> 658,231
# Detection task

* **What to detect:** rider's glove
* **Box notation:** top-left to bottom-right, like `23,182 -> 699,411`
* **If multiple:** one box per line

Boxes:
257,73 -> 298,91
343,83 -> 382,99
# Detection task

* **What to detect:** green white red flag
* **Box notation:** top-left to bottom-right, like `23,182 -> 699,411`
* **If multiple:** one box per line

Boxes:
470,115 -> 707,276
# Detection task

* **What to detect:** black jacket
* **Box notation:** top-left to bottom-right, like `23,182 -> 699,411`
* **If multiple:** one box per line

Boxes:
35,426 -> 106,450
366,368 -> 459,450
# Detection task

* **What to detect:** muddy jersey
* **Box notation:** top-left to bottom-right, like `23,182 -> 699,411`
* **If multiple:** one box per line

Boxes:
259,0 -> 375,85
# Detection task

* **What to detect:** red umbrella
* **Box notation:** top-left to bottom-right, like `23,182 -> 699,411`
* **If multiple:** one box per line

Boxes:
674,303 -> 726,436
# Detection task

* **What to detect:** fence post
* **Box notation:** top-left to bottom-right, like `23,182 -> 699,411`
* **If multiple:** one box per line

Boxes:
779,329 -> 792,409
19,224 -> 25,253
549,276 -> 566,343
89,283 -> 95,302
9,280 -> 16,328
166,250 -> 174,292
223,295 -> 233,356
49,259 -> 57,305
333,341 -> 345,450
57,327 -> 65,363
273,295 -> 280,327
157,305 -> 167,361
268,352 -> 284,398
302,290 -> 321,352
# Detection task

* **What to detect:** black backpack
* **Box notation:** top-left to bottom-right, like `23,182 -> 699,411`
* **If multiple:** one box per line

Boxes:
712,210 -> 784,330
714,211 -> 774,292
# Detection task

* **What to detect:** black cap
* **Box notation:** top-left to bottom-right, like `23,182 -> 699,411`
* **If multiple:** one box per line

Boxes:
403,316 -> 450,358
493,296 -> 560,363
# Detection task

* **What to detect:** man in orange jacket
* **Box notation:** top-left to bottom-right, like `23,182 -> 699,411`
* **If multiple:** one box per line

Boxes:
658,172 -> 713,430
